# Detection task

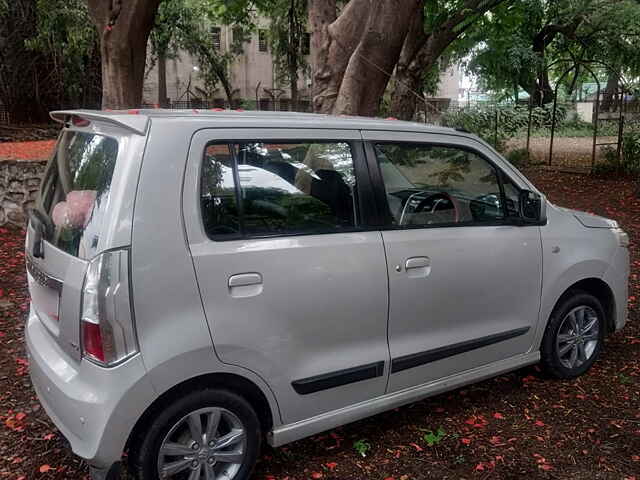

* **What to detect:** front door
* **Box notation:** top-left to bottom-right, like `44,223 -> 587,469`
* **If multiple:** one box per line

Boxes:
363,131 -> 543,393
183,129 -> 390,424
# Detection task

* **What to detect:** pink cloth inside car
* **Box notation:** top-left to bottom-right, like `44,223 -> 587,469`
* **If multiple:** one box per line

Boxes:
51,190 -> 97,229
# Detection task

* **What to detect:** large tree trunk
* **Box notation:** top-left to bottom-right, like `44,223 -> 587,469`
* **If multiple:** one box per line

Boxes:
386,8 -> 426,120
530,69 -> 554,106
335,0 -> 421,116
87,0 -> 161,109
600,70 -> 618,113
309,0 -> 368,114
289,61 -> 299,110
391,33 -> 456,120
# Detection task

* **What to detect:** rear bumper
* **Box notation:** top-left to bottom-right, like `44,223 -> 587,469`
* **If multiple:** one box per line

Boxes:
603,247 -> 630,331
26,305 -> 155,469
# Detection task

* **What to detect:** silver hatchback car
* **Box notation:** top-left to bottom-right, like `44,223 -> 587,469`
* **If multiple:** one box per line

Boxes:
25,110 -> 629,480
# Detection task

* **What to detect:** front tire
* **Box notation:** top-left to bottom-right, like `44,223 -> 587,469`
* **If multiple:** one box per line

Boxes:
541,291 -> 605,379
132,389 -> 261,480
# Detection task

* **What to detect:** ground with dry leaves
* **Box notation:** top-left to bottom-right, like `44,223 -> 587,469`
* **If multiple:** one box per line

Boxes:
0,167 -> 639,480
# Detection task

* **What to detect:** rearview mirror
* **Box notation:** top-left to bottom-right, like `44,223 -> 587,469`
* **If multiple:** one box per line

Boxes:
519,190 -> 546,224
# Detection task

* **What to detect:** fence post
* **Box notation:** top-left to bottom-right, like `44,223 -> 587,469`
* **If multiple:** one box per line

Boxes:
493,107 -> 498,148
617,114 -> 625,161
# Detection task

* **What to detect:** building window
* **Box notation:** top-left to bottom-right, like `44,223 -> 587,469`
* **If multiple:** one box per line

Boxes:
232,26 -> 243,44
302,33 -> 311,55
258,29 -> 268,52
211,26 -> 221,50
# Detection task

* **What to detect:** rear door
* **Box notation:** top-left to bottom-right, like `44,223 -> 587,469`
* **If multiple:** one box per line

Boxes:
26,123 -> 145,361
183,129 -> 390,424
362,130 -> 542,393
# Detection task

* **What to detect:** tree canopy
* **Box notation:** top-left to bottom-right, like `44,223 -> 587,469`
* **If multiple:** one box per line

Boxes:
2,0 -> 640,119
467,0 -> 640,104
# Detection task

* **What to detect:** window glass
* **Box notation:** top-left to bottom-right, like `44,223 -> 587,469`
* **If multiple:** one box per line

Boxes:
200,142 -> 357,239
44,131 -> 118,259
258,29 -> 268,52
200,144 -> 239,237
211,26 -> 221,50
500,171 -> 521,217
374,143 -> 505,227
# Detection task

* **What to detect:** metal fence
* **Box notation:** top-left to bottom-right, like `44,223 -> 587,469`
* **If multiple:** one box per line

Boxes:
0,103 -> 9,125
411,97 -> 640,172
140,98 -> 313,113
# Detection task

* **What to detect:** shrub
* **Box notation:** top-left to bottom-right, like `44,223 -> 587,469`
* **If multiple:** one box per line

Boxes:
441,103 -> 567,151
593,130 -> 640,176
505,148 -> 529,167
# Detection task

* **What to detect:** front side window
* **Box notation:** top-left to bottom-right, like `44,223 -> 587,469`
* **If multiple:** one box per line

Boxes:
200,141 -> 357,239
374,143 -> 508,227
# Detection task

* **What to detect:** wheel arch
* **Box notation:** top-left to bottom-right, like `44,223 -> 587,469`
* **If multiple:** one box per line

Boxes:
551,277 -> 616,334
125,372 -> 275,456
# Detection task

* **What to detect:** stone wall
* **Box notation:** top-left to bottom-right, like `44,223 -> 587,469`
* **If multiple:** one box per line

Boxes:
0,159 -> 46,226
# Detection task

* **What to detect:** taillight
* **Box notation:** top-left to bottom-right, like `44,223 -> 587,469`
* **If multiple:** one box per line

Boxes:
80,249 -> 138,366
82,321 -> 105,363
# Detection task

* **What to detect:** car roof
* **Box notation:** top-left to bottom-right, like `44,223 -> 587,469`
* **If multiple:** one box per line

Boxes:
50,109 -> 464,137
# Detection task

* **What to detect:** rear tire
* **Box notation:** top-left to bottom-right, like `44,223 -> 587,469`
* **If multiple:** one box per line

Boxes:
541,290 -> 605,379
132,388 -> 261,480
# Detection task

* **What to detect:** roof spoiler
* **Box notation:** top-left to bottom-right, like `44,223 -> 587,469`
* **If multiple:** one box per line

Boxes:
50,110 -> 149,135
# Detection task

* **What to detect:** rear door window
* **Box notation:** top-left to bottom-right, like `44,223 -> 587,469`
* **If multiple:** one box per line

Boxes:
40,131 -> 118,258
200,141 -> 358,239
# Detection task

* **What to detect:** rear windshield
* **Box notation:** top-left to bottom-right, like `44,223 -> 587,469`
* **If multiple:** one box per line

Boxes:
40,131 -> 118,259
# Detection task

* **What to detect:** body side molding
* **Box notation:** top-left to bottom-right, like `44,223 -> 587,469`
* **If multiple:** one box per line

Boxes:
292,361 -> 385,395
391,327 -> 531,374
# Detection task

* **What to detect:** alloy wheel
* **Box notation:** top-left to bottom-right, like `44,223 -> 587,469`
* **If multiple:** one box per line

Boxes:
157,407 -> 246,480
555,305 -> 600,370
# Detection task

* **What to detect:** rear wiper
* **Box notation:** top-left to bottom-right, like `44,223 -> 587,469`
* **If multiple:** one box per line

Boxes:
28,209 -> 51,258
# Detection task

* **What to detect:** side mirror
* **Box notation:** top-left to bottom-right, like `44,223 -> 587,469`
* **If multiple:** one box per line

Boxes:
519,190 -> 546,224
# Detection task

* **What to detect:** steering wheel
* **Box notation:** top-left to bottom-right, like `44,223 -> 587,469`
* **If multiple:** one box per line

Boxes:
400,191 -> 458,225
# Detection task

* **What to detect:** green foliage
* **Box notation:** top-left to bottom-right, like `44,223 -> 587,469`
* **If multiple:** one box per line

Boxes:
621,129 -> 640,175
23,0 -> 100,107
618,373 -> 633,385
262,0 -> 308,100
353,439 -> 371,457
442,103 -> 566,150
422,427 -> 446,447
465,0 -> 640,102
594,129 -> 640,177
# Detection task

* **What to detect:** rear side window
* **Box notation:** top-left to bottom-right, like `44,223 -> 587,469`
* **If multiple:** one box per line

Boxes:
200,142 -> 358,239
41,131 -> 118,258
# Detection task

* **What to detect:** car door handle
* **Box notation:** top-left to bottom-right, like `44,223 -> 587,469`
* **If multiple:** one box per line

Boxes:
228,273 -> 263,298
405,257 -> 430,269
404,257 -> 431,278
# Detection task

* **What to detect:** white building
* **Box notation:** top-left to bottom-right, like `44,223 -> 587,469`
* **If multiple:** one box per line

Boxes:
143,23 -> 460,111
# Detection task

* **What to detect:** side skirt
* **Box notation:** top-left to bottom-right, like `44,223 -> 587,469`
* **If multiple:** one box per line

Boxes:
268,351 -> 539,447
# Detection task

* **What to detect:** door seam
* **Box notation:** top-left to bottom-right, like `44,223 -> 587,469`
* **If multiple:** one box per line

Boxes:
379,230 -> 393,394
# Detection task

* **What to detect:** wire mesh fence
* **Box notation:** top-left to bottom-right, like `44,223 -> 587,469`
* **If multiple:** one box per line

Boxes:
140,98 -> 313,112
0,103 -> 9,125
412,98 -> 637,173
